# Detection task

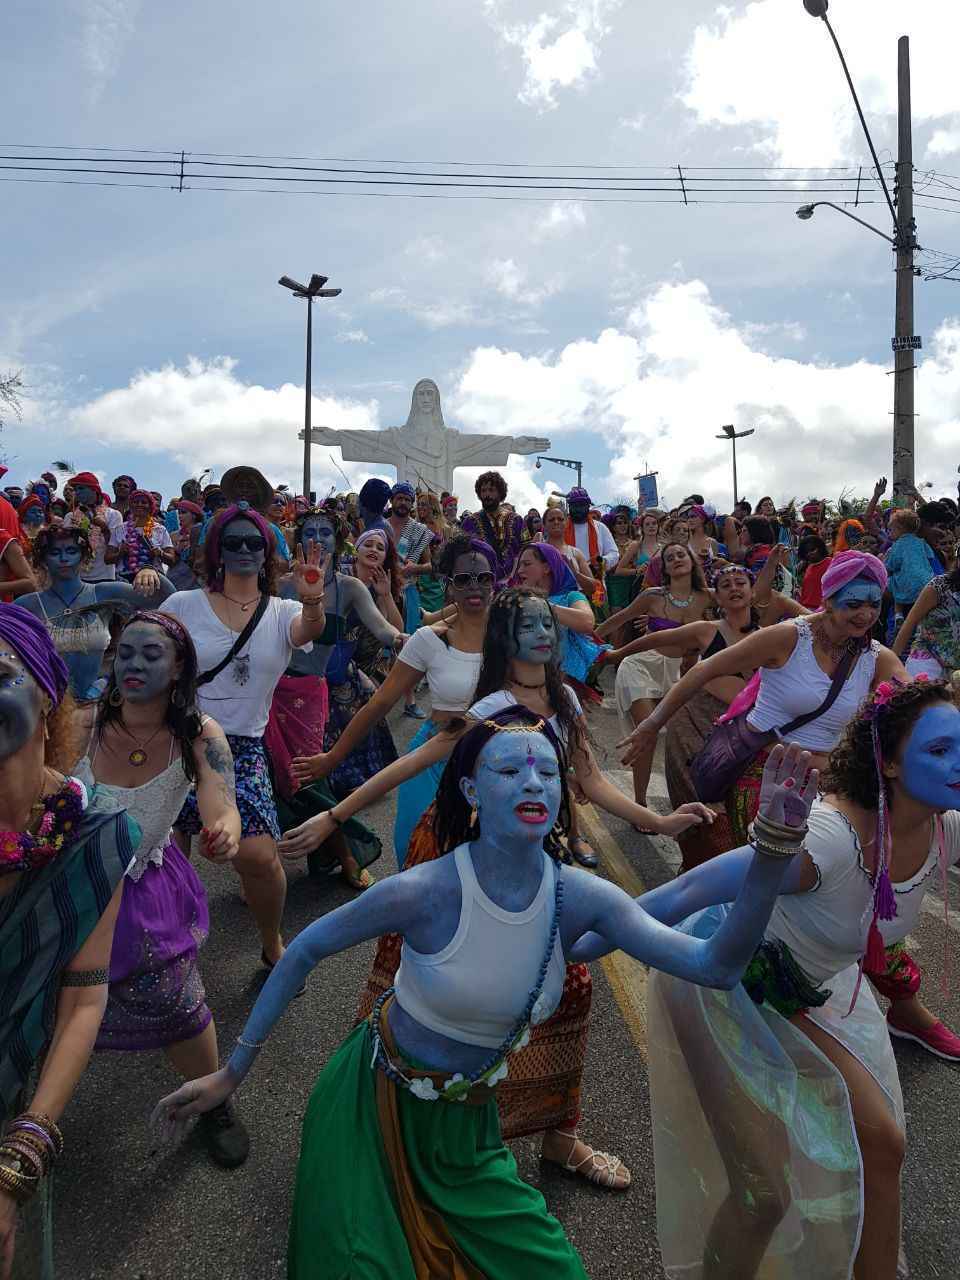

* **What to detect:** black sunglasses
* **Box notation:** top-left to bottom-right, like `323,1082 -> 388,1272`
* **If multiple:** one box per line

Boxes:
221,534 -> 267,553
449,571 -> 495,589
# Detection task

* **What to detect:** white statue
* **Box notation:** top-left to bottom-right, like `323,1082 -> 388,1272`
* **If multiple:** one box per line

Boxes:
304,378 -> 550,494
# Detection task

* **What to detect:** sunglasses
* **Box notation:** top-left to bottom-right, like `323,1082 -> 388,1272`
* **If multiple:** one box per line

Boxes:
221,534 -> 267,553
448,571 -> 495,589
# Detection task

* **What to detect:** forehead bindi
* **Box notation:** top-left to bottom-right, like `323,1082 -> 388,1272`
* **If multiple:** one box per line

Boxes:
479,734 -> 555,771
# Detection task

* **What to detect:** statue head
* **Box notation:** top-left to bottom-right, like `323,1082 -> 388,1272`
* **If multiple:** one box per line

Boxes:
405,379 -> 444,430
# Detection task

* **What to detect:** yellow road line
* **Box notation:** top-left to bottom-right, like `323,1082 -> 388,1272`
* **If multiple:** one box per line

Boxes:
576,804 -> 651,1063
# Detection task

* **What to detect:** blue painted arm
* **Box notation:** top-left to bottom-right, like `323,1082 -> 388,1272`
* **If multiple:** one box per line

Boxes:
567,847 -> 808,989
225,876 -> 417,1083
569,845 -> 812,965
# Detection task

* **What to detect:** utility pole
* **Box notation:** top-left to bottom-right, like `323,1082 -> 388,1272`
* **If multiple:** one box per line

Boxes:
716,424 -> 755,508
278,272 -> 342,501
892,35 -> 917,502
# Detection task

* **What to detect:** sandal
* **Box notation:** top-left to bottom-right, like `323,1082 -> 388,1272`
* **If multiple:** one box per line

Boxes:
343,867 -> 376,892
544,1130 -> 631,1191
566,836 -> 598,869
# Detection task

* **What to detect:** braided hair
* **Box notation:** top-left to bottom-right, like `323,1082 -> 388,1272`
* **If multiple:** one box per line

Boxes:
432,705 -> 571,859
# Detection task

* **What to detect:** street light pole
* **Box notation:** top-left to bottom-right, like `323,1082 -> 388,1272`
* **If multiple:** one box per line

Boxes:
535,455 -> 583,489
715,425 -> 755,508
801,2 -> 918,500
278,273 -> 342,500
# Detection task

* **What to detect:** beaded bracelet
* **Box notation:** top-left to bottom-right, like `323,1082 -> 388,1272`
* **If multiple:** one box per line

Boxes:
235,1033 -> 264,1051
748,824 -> 806,860
754,812 -> 808,843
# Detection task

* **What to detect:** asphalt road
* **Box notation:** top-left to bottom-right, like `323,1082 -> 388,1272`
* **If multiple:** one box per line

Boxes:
60,686 -> 960,1280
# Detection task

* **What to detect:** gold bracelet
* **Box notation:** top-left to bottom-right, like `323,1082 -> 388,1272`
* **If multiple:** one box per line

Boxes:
753,814 -> 808,844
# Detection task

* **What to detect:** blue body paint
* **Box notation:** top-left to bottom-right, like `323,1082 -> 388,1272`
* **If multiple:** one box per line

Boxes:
899,703 -> 960,812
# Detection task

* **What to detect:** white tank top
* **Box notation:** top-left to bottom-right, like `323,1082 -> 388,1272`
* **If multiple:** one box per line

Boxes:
748,619 -> 879,751
394,844 -> 566,1049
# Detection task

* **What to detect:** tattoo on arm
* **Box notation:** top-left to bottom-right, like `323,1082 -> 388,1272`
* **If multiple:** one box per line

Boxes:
203,737 -> 237,803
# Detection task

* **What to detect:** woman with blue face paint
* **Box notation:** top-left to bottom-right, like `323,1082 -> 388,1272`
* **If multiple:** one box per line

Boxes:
264,508 -> 403,892
587,676 -> 960,1280
287,588 -> 717,1192
153,706 -> 815,1279
161,503 -> 327,975
77,611 -> 249,1168
18,525 -> 174,704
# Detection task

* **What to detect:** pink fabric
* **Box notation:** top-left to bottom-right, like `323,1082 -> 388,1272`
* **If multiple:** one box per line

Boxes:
263,673 -> 329,800
717,669 -> 762,723
820,549 -> 887,598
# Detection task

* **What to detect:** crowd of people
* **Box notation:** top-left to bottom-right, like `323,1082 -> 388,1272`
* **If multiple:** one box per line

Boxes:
0,456 -> 958,1279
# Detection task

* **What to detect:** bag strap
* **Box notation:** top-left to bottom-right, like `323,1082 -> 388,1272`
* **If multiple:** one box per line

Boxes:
778,640 -> 861,737
196,594 -> 269,687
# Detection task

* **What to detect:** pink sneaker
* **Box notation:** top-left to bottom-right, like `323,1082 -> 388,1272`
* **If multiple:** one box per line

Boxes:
887,1012 -> 960,1061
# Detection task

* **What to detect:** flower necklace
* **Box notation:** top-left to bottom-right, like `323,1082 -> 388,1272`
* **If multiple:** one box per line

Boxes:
0,778 -> 85,876
371,861 -> 564,1103
124,515 -> 156,577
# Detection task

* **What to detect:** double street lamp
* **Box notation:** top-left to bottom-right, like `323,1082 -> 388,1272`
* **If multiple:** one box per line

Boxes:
797,0 -> 918,500
715,424 -> 755,508
278,273 -> 342,500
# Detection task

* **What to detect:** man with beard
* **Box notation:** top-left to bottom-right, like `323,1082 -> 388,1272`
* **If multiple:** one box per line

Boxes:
564,487 -> 618,605
461,471 -> 523,585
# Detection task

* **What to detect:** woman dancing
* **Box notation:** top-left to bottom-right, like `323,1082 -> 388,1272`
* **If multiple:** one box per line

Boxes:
0,607 -> 131,1275
77,610 -> 249,1167
154,706 -> 815,1279
580,676 -> 960,1279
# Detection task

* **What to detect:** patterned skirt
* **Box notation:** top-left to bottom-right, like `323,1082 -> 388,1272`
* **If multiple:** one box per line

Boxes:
96,840 -> 211,1052
177,733 -> 280,841
324,663 -> 398,800
356,805 -> 591,1139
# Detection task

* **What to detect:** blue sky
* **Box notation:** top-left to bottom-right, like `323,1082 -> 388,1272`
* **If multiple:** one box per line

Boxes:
3,0 -> 960,512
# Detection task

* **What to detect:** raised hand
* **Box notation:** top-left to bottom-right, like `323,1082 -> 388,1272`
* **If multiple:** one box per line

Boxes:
873,477 -> 888,500
132,567 -> 161,595
291,542 -> 327,600
151,1069 -> 235,1147
278,812 -> 336,861
756,743 -> 818,831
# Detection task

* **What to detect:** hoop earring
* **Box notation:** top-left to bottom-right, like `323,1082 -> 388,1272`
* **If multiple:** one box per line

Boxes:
170,687 -> 186,710
108,687 -> 123,708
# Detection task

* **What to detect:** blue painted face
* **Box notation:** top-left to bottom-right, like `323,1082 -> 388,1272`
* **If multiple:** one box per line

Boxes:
21,508 -> 44,530
114,622 -> 180,704
44,537 -> 84,579
220,517 -> 266,579
73,484 -> 99,508
0,650 -> 42,760
898,702 -> 960,811
461,732 -> 562,844
831,575 -> 883,613
299,517 -> 337,559
510,598 -> 559,665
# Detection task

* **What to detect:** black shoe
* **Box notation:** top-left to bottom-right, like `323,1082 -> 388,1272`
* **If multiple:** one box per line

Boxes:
261,948 -> 306,997
197,1099 -> 250,1169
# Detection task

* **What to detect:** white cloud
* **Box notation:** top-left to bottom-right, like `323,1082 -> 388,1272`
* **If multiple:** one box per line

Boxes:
487,258 -> 562,306
928,125 -> 960,157
452,279 -> 960,508
367,287 -> 477,329
335,329 -> 371,344
682,0 -> 960,166
618,112 -> 646,132
65,356 -> 383,493
535,201 -> 587,238
76,0 -> 141,101
485,0 -> 622,110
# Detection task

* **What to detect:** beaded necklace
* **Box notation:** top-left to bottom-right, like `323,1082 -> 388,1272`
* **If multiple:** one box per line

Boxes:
123,516 -> 156,577
0,778 -> 85,875
370,859 -> 564,1103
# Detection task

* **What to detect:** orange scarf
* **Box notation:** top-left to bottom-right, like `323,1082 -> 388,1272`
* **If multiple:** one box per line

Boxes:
564,519 -> 605,606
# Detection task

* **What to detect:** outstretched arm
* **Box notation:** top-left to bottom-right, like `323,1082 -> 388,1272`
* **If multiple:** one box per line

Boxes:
570,734 -> 714,838
605,619 -> 714,664
891,582 -> 936,658
596,590 -> 651,640
569,747 -> 818,975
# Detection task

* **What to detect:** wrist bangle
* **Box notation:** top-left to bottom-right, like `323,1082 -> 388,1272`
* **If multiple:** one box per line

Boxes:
328,809 -> 344,828
236,1033 -> 264,1050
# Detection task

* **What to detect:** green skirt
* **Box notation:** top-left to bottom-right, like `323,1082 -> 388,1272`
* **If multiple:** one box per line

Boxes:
289,1023 -> 588,1279
604,571 -> 636,613
276,779 -> 381,877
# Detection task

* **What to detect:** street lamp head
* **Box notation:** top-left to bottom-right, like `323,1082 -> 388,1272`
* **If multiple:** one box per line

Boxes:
796,204 -> 816,220
278,275 -> 307,292
721,424 -> 736,438
314,288 -> 342,298
308,274 -> 329,292
535,458 -> 542,469
802,0 -> 828,17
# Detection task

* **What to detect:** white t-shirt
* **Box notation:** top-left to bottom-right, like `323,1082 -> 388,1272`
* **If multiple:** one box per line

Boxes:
161,592 -> 310,737
765,802 -> 960,985
468,685 -> 583,750
571,519 -> 619,570
65,507 -> 124,582
398,627 -> 482,712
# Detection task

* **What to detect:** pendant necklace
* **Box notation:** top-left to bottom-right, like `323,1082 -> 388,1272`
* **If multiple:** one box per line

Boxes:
666,590 -> 693,610
812,622 -> 852,662
120,720 -> 164,768
48,582 -> 86,618
222,592 -> 260,614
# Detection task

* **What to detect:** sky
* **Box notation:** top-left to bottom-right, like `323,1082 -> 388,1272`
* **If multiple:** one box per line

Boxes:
3,0 -> 960,514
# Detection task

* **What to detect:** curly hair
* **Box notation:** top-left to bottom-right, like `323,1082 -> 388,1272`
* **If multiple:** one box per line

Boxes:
472,588 -> 583,752
293,506 -> 348,562
205,505 -> 279,596
822,678 -> 960,810
30,525 -> 93,581
432,705 -> 571,859
46,691 -> 81,773
96,611 -> 205,784
474,471 -> 507,503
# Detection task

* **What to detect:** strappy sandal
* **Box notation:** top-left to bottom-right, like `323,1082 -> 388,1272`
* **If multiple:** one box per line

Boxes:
343,867 -> 376,892
544,1130 -> 631,1191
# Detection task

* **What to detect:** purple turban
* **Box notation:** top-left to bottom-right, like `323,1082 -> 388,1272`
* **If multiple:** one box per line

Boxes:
821,550 -> 888,599
0,604 -> 70,706
520,542 -> 577,596
566,487 -> 592,505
